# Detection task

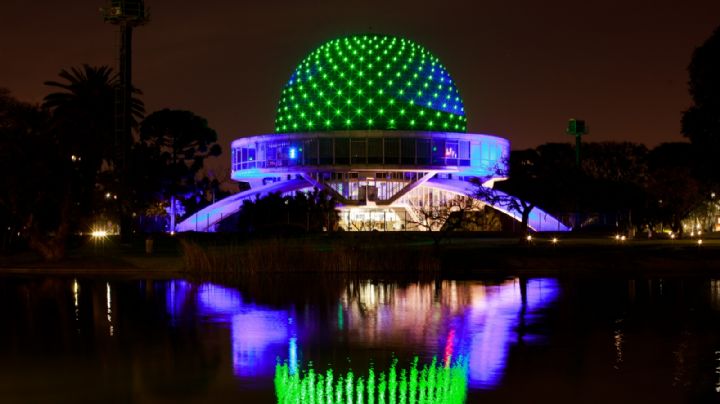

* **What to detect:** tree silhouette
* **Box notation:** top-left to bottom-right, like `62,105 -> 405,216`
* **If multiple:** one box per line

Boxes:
44,65 -> 145,237
0,89 -> 75,260
234,189 -> 339,234
139,109 -> 222,231
44,64 -> 144,172
682,25 -> 720,184
474,147 -> 577,238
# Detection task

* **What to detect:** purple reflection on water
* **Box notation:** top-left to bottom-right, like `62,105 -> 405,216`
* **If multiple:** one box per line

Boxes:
165,278 -> 558,389
460,278 -> 559,389
166,281 -> 293,378
166,280 -> 193,322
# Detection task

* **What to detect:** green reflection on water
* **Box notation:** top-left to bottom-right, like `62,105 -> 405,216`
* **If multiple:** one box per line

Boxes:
275,356 -> 468,403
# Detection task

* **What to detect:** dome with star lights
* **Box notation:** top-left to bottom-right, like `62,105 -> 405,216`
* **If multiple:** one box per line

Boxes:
274,35 -> 467,133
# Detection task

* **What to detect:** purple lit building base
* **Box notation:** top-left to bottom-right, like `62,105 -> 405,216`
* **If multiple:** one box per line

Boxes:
177,131 -> 570,232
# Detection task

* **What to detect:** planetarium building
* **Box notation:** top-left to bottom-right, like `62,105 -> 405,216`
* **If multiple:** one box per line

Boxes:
178,35 -> 568,232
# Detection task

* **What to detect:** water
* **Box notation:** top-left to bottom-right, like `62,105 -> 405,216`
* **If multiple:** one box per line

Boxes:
1,275 -> 720,403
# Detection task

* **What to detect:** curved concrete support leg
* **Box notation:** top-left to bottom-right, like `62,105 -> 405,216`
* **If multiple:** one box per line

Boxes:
424,178 -> 570,232
176,179 -> 311,232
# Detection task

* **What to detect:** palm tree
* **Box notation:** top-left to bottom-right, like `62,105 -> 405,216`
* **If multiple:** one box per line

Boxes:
44,64 -> 144,172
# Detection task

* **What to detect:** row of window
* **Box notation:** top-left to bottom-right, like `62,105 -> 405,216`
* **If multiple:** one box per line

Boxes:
232,137 -> 488,170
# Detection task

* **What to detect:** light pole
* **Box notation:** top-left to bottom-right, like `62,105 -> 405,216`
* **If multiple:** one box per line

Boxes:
101,1 -> 149,242
566,119 -> 588,231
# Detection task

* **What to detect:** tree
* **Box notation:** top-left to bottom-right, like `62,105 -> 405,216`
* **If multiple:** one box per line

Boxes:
139,109 -> 222,231
234,189 -> 339,234
43,65 -> 145,235
44,65 -> 144,172
682,25 -> 720,184
404,194 -> 488,246
475,146 -> 578,238
578,142 -> 648,232
0,89 -> 76,260
645,143 -> 701,234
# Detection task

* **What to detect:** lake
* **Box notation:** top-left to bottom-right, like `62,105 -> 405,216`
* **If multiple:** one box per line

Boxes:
1,275 -> 719,403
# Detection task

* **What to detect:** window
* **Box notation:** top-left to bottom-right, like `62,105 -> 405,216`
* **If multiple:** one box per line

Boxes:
304,138 -> 318,165
319,138 -> 333,165
417,139 -> 431,165
401,138 -> 415,165
351,138 -> 367,164
432,139 -> 445,165
368,138 -> 382,164
335,138 -> 349,164
384,138 -> 399,164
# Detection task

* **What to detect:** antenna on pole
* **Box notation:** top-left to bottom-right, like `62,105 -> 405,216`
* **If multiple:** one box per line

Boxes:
101,1 -> 149,242
566,119 -> 588,166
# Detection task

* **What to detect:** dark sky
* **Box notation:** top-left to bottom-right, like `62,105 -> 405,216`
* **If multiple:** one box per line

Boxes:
2,0 -> 719,174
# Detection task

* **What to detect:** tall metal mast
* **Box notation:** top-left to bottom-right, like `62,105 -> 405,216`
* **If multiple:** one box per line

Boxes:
101,1 -> 148,240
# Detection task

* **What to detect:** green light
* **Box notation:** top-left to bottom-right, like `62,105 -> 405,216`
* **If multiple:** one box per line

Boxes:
275,357 -> 468,404
275,34 -> 466,133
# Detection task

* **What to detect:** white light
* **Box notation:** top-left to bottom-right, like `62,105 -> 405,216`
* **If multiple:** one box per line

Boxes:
91,230 -> 108,238
106,282 -> 114,336
620,236 -> 626,241
698,239 -> 703,246
615,234 -> 620,240
526,235 -> 532,241
170,231 -> 176,236
551,237 -> 558,244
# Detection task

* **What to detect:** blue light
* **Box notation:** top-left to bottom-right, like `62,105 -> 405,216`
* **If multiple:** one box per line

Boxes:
289,147 -> 297,159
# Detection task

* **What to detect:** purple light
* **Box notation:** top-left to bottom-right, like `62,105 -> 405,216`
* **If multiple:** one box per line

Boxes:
167,281 -> 293,378
460,279 -> 559,389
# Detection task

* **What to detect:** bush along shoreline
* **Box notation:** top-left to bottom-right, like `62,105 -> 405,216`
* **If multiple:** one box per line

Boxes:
180,233 -> 720,279
180,237 -> 441,276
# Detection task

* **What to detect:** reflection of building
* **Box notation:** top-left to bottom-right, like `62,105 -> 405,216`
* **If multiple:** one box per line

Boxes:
341,279 -> 559,388
165,278 -> 559,388
178,35 -> 568,232
166,281 -> 294,378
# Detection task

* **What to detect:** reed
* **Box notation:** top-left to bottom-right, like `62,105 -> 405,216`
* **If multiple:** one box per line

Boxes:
180,237 -> 441,276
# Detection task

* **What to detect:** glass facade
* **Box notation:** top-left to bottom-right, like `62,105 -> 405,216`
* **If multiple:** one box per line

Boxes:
232,132 -> 507,176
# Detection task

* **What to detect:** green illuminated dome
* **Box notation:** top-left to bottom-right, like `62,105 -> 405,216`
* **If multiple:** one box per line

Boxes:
274,35 -> 467,133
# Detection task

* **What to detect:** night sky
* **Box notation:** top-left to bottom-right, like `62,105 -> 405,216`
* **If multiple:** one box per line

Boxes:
2,0 -> 719,174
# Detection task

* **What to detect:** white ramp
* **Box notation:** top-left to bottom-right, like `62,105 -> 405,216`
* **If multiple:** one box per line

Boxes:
425,178 -> 571,232
176,179 -> 310,232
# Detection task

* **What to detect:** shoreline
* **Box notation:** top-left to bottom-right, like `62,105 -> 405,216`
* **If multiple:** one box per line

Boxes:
2,235 -> 719,279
